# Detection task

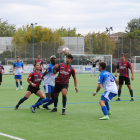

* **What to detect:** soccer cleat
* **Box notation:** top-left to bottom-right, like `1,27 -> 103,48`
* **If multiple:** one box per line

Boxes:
30,106 -> 36,113
14,105 -> 19,110
43,106 -> 51,110
21,86 -> 23,90
50,108 -> 57,112
16,87 -> 19,90
62,109 -> 66,115
116,98 -> 120,101
108,110 -> 111,115
130,98 -> 134,101
99,116 -> 109,120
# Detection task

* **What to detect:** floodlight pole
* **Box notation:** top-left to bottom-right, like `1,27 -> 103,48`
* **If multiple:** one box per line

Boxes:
31,23 -> 37,65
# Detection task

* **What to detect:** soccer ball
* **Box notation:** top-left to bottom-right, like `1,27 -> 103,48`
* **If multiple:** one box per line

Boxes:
62,47 -> 70,56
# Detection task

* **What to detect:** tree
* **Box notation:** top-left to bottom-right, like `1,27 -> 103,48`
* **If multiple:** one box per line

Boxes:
56,27 -> 83,37
126,18 -> 140,32
12,25 -> 64,58
0,18 -> 16,37
84,32 -> 116,55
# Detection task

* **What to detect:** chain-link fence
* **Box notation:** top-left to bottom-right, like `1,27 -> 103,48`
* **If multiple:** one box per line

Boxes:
0,37 -> 140,65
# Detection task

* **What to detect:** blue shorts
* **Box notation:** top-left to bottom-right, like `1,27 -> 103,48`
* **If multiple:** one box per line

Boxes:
43,85 -> 54,95
101,91 -> 117,102
15,75 -> 22,79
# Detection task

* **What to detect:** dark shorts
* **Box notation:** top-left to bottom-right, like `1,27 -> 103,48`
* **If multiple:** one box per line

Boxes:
0,74 -> 2,82
27,85 -> 40,94
54,82 -> 68,93
119,76 -> 130,85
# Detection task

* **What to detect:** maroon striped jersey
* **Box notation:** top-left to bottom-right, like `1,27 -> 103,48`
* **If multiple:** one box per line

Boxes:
0,65 -> 4,74
55,63 -> 76,84
117,60 -> 132,78
35,59 -> 43,71
27,71 -> 42,88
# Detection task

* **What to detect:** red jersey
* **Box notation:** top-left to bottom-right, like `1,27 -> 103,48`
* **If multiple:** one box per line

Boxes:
0,65 -> 4,74
35,59 -> 43,70
27,71 -> 42,88
55,63 -> 76,84
117,60 -> 132,78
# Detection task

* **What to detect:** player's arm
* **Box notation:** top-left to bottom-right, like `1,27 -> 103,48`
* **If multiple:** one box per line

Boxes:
129,62 -> 134,80
115,62 -> 119,77
22,63 -> 24,73
42,60 -> 44,72
2,66 -> 5,73
13,64 -> 15,75
27,73 -> 36,87
53,64 -> 60,74
93,83 -> 102,96
72,69 -> 78,93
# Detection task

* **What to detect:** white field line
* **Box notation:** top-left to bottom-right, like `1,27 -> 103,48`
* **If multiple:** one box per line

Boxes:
0,132 -> 25,140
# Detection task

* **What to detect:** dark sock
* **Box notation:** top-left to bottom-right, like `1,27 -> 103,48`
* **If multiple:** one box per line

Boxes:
43,99 -> 53,108
20,81 -> 22,86
16,82 -> 19,87
62,96 -> 67,109
130,90 -> 133,98
118,90 -> 121,98
54,98 -> 58,108
35,98 -> 43,104
33,98 -> 51,108
17,96 -> 28,106
105,101 -> 110,111
101,106 -> 108,116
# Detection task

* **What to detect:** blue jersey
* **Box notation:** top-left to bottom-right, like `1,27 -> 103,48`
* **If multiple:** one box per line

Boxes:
13,62 -> 23,75
43,63 -> 55,86
98,70 -> 118,94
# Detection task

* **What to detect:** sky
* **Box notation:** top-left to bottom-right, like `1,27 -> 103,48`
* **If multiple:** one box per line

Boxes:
0,0 -> 140,35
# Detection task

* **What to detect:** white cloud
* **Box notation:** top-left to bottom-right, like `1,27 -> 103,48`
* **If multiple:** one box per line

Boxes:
0,0 -> 140,35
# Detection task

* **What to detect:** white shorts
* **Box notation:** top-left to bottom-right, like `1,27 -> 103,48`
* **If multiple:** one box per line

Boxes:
43,84 -> 54,94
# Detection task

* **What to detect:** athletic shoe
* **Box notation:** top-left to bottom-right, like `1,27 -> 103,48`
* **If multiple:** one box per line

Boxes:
21,86 -> 23,90
99,116 -> 109,120
62,109 -> 66,115
14,105 -> 19,110
16,87 -> 19,90
30,106 -> 36,113
130,98 -> 134,101
116,98 -> 120,101
43,106 -> 51,110
50,108 -> 57,112
108,110 -> 111,115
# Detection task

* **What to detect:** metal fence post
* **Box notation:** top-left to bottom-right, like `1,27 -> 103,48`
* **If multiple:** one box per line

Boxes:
130,39 -> 131,59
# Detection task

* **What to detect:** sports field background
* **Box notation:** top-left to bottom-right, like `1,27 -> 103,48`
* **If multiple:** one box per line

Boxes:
0,73 -> 140,140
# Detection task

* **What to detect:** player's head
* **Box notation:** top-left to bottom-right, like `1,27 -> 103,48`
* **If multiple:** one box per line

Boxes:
120,53 -> 125,61
34,62 -> 40,70
98,62 -> 106,71
50,55 -> 56,65
16,56 -> 20,62
38,55 -> 41,59
93,59 -> 95,62
66,54 -> 73,64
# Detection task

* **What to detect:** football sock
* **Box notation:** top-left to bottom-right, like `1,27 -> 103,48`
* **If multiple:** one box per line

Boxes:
33,98 -> 51,108
17,96 -> 28,106
35,98 -> 43,104
43,99 -> 53,108
16,82 -> 19,87
118,90 -> 121,98
62,96 -> 67,109
129,90 -> 133,98
20,81 -> 22,86
54,98 -> 58,108
105,101 -> 110,111
101,106 -> 108,117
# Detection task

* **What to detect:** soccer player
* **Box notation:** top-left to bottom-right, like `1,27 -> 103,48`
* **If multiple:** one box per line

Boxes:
34,55 -> 44,72
50,54 -> 78,115
30,55 -> 56,113
89,59 -> 99,76
93,62 -> 118,120
14,62 -> 45,110
13,56 -> 24,90
115,53 -> 134,101
0,64 -> 5,85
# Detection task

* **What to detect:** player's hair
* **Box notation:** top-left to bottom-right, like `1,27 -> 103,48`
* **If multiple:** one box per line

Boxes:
66,54 -> 73,60
120,53 -> 125,57
16,56 -> 20,58
34,62 -> 40,67
99,62 -> 106,70
50,55 -> 56,61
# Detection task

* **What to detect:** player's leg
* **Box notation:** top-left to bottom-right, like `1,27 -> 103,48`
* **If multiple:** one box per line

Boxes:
116,76 -> 123,101
127,84 -> 134,101
15,75 -> 19,90
0,74 -> 2,85
19,75 -> 23,89
15,91 -> 31,110
91,67 -> 93,76
61,88 -> 68,115
94,68 -> 96,76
